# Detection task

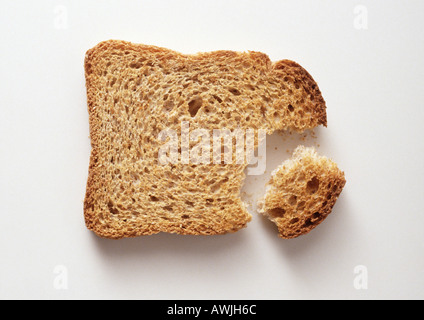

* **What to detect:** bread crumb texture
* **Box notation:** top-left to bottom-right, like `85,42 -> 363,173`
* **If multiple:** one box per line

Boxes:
258,146 -> 346,239
83,40 -> 327,239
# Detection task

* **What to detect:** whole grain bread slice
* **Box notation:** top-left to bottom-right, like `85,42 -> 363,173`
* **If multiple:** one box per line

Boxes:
257,146 -> 346,239
83,40 -> 327,239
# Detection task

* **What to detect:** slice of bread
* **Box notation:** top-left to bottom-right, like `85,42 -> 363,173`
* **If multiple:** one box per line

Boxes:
83,40 -> 327,239
257,146 -> 346,239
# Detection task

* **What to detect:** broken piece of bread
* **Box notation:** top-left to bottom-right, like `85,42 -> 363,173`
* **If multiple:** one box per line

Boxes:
83,40 -> 327,239
257,146 -> 346,239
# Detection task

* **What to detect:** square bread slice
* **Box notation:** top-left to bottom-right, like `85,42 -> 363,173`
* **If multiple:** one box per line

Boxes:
257,146 -> 346,239
83,40 -> 327,239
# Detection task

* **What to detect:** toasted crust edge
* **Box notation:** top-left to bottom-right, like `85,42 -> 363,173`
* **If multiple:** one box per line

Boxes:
272,59 -> 327,128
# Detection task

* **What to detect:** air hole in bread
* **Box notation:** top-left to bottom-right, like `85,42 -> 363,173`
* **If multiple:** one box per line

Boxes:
260,106 -> 266,117
129,61 -> 140,68
228,87 -> 241,96
268,207 -> 286,218
261,95 -> 271,103
303,218 -> 313,228
163,100 -> 174,112
188,97 -> 203,117
212,95 -> 222,103
150,195 -> 160,202
288,104 -> 294,112
288,195 -> 297,206
290,217 -> 299,224
312,212 -> 321,219
181,214 -> 190,219
129,60 -> 143,69
297,201 -> 306,210
107,201 -> 119,215
210,184 -> 220,193
306,176 -> 320,194
86,62 -> 93,74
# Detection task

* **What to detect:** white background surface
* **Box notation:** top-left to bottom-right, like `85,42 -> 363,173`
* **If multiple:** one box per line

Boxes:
1,0 -> 424,300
